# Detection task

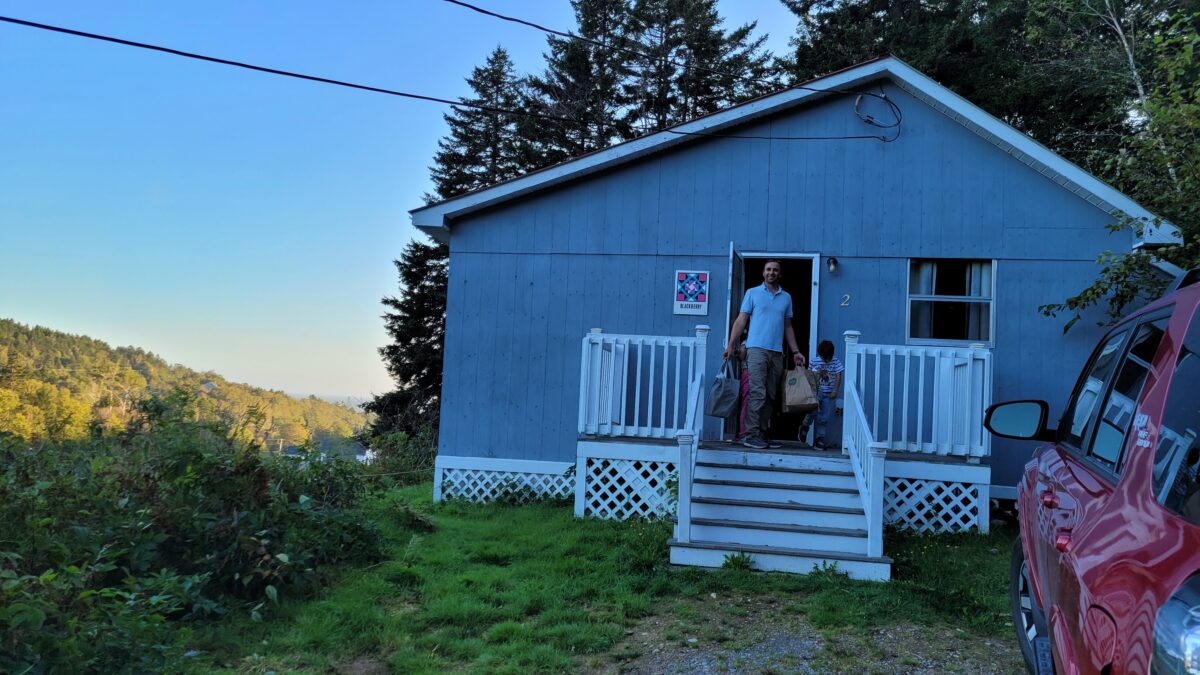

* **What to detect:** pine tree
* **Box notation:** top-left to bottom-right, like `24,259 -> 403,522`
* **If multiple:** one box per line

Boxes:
430,47 -> 528,199
529,0 -> 635,163
623,0 -> 684,131
622,0 -> 777,132
679,3 -> 776,115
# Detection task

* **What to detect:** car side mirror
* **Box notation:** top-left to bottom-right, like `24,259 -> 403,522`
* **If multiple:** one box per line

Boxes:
985,400 -> 1055,441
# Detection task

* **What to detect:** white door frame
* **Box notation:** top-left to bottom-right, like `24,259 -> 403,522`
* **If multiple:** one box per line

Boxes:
737,251 -> 821,362
721,249 -> 822,440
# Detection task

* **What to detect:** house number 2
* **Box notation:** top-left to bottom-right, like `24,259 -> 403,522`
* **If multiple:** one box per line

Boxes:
841,294 -> 851,307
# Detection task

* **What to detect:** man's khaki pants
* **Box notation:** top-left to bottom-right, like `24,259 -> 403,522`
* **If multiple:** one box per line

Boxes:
744,347 -> 783,441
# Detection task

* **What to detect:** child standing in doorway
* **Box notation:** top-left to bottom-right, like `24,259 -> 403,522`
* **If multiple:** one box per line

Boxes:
800,340 -> 844,449
735,345 -> 751,441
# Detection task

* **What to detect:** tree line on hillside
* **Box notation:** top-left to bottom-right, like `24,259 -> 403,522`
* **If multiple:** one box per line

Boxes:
370,0 -> 1200,437
0,319 -> 366,447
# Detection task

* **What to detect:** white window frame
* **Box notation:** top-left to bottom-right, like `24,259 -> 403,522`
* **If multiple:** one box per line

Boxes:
905,258 -> 997,347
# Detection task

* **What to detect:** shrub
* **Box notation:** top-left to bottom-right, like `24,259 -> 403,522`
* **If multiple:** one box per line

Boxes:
364,426 -> 437,486
0,390 -> 383,673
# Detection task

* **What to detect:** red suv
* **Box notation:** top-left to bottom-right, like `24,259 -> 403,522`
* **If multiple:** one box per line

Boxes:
985,271 -> 1200,674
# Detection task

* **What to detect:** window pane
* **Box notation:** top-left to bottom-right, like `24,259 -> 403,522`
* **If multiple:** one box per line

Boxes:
910,301 -> 990,341
909,261 -> 935,295
1087,318 -> 1168,471
1061,331 -> 1128,447
1155,314 -> 1200,524
909,259 -> 992,298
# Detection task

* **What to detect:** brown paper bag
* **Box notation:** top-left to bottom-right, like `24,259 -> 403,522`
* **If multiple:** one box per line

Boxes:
783,368 -> 819,414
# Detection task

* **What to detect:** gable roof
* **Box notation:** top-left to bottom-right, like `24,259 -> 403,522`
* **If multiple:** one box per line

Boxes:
411,56 -> 1180,250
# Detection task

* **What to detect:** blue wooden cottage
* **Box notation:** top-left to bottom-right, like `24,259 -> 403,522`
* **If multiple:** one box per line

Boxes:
410,57 -> 1179,579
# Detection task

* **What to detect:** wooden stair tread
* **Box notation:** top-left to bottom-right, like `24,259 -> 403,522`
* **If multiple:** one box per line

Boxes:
668,538 -> 892,565
690,517 -> 867,538
691,496 -> 864,515
696,461 -> 853,477
693,478 -> 858,494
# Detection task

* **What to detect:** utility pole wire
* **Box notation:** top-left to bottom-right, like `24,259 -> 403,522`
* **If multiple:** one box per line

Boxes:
0,15 -> 587,127
1,13 -> 900,143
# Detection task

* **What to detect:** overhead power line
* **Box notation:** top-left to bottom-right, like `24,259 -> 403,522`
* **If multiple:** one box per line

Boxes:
0,13 -> 899,143
0,15 -> 585,126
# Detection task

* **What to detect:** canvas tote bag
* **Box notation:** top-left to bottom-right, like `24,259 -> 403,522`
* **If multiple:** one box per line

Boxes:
704,359 -> 739,419
783,367 -> 819,414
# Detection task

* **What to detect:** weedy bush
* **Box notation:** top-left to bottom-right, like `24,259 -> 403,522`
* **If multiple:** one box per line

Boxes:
364,426 -> 437,486
721,551 -> 754,571
0,390 -> 382,673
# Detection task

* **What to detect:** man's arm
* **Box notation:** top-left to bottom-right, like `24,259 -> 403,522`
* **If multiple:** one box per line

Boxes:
831,371 -> 842,399
723,312 -> 750,359
784,322 -> 805,367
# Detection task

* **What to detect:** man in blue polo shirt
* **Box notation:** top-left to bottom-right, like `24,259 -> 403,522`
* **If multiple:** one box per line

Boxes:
722,260 -> 805,449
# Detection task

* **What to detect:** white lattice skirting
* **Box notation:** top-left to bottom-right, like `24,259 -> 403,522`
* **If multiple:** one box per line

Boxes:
433,457 -> 574,504
883,477 -> 987,533
579,457 -> 676,520
575,440 -> 679,520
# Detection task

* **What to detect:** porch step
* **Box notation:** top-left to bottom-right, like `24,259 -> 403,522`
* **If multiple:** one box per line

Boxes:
689,517 -> 868,554
668,539 -> 892,581
694,461 -> 857,489
697,447 -> 851,473
692,478 -> 862,509
691,496 -> 866,530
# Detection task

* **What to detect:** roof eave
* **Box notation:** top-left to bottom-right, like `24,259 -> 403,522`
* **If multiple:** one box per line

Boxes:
410,56 -> 1180,255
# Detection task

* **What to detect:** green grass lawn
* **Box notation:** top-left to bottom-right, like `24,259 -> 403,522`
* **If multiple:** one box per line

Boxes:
188,485 -> 1015,674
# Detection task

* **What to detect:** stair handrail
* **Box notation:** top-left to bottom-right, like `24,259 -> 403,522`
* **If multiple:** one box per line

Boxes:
844,382 -> 887,558
675,364 -> 705,544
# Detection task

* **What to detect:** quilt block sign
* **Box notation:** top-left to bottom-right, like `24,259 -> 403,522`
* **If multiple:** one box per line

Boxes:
674,271 -> 709,316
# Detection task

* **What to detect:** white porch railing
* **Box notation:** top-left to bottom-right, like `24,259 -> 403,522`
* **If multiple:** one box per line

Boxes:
674,369 -> 705,544
844,384 -> 886,558
843,331 -> 993,459
578,326 -> 710,439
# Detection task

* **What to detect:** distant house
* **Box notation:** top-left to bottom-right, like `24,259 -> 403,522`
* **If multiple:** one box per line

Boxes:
409,57 -> 1179,578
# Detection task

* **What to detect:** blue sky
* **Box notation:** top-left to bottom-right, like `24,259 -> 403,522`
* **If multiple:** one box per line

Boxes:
0,0 -> 797,399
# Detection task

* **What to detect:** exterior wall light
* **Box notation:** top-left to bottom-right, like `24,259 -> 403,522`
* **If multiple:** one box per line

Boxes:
827,257 -> 839,274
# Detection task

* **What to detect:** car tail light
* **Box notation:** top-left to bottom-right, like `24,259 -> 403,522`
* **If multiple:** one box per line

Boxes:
1154,575 -> 1200,674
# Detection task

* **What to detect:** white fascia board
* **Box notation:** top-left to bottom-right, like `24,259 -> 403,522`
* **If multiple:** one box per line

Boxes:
883,61 -> 1181,247
410,59 -> 894,236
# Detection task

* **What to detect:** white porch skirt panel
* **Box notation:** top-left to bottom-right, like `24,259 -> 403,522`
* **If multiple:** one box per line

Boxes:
433,456 -> 575,504
574,440 -> 677,520
882,460 -> 992,533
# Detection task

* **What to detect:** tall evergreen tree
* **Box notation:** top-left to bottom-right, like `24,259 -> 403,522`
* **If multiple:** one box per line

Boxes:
673,0 -> 776,120
430,47 -> 528,199
371,47 -> 534,437
529,0 -> 635,163
622,0 -> 777,132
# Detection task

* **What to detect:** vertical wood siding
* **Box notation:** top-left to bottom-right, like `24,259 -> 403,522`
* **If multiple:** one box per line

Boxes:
437,82 -> 1124,486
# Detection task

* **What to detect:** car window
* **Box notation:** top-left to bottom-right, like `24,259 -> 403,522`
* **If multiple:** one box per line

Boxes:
1154,310 -> 1200,524
1060,330 -> 1129,449
1087,317 -> 1169,472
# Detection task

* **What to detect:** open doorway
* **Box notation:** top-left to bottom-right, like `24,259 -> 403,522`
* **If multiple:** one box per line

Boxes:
725,251 -> 818,442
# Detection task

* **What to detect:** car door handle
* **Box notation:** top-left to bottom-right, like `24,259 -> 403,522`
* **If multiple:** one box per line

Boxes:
1041,491 -> 1059,508
1055,529 -> 1073,553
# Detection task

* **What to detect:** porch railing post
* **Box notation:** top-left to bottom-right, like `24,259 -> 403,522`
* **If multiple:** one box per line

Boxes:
579,328 -> 604,435
676,431 -> 694,544
843,331 -> 861,456
867,445 -> 886,557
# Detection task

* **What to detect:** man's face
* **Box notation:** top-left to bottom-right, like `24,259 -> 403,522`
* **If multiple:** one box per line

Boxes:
763,262 -> 781,285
